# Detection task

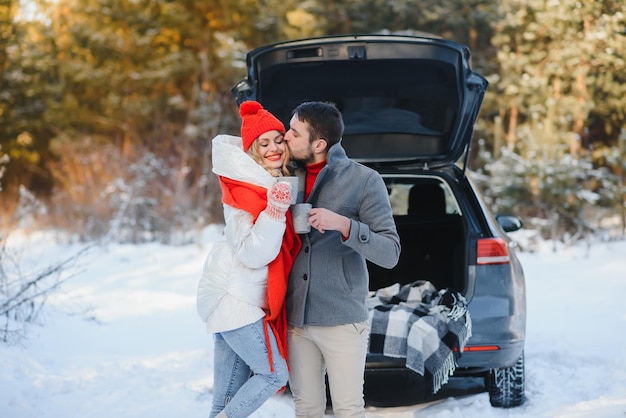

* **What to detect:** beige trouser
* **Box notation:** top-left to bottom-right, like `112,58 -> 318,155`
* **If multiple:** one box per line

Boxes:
287,321 -> 370,418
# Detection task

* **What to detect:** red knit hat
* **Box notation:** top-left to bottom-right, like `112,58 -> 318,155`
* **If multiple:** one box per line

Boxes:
240,101 -> 285,151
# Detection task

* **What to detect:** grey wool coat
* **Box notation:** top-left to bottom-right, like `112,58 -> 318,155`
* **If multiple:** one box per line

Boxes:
286,142 -> 401,328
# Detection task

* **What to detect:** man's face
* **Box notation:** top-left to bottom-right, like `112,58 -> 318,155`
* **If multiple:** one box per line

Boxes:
284,114 -> 315,164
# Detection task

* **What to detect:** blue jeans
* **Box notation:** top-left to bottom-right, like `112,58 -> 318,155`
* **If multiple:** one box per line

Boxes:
209,318 -> 288,418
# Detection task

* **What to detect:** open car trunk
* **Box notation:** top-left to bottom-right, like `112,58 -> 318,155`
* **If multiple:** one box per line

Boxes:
233,34 -> 488,171
364,173 -> 471,397
368,176 -> 467,296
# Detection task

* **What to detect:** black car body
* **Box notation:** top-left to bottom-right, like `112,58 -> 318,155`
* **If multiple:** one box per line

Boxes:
232,34 -> 526,408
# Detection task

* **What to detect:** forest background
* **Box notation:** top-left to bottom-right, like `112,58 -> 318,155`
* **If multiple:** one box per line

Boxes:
1,0 -> 626,245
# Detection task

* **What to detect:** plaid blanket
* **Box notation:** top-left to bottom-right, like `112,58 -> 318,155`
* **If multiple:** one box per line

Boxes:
366,280 -> 472,394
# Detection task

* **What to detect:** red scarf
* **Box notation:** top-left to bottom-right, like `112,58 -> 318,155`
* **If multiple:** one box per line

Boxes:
219,176 -> 301,370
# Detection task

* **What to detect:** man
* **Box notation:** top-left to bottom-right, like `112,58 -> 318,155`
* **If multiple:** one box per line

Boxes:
284,101 -> 401,417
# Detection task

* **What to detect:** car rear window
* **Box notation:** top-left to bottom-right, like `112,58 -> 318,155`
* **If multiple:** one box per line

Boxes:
386,179 -> 461,217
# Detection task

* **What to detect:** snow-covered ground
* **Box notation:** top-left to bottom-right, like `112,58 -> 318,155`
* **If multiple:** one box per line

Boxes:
2,227 -> 626,418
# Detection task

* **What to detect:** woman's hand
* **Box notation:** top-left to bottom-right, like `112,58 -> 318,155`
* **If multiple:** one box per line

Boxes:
265,181 -> 292,220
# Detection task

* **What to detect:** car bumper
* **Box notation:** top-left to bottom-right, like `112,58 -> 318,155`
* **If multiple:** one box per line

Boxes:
365,339 -> 524,376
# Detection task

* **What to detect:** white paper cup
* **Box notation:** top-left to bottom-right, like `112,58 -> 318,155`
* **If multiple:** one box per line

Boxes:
292,203 -> 312,234
282,176 -> 299,205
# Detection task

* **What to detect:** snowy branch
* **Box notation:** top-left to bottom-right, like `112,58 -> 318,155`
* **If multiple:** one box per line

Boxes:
0,237 -> 92,345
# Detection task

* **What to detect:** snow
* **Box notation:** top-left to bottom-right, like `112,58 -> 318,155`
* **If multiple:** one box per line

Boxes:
2,228 -> 626,418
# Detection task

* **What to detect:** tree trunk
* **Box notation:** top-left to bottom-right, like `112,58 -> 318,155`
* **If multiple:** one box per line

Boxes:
507,106 -> 518,150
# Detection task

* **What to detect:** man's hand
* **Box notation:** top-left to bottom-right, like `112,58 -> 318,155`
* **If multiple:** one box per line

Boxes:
308,208 -> 351,237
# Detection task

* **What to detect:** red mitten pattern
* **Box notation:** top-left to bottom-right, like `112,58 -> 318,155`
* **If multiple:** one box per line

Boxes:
265,181 -> 292,220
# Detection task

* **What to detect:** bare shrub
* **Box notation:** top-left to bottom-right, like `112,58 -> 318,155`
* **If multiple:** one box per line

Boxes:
46,136 -> 221,244
0,234 -> 91,345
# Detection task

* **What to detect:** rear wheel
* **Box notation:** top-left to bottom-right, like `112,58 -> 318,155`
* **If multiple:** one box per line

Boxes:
485,351 -> 525,408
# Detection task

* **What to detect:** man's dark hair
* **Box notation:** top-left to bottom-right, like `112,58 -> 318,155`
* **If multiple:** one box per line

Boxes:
292,101 -> 344,148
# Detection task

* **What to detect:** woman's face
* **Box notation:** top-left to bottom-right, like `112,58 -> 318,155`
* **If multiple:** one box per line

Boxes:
256,130 -> 286,170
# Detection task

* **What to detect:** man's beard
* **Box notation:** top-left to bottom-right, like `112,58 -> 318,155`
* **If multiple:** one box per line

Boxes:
291,148 -> 315,165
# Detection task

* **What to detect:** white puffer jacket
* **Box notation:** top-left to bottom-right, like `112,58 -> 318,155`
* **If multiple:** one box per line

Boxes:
197,134 -> 287,333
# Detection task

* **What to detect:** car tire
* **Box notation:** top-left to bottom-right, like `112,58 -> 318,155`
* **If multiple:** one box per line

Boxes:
485,351 -> 525,408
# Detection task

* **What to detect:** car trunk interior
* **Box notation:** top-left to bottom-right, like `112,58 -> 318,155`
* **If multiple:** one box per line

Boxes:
367,177 -> 467,294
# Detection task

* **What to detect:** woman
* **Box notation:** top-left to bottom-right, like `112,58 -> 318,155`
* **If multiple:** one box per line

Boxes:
196,101 -> 301,418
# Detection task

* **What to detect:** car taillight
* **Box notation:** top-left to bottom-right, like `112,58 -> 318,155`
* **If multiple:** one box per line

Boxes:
477,238 -> 510,265
453,345 -> 500,352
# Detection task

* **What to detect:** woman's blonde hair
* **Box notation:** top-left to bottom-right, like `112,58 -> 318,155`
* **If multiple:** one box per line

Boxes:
246,135 -> 291,177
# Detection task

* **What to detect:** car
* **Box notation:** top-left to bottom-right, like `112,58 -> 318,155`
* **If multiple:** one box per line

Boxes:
232,33 -> 526,408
